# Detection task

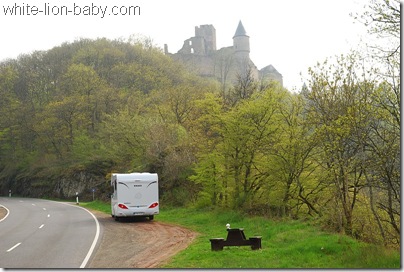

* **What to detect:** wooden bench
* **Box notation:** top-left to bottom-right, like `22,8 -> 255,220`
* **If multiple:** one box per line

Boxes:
210,228 -> 262,251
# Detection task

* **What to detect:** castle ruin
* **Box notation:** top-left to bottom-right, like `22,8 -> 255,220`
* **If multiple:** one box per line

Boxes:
164,21 -> 283,88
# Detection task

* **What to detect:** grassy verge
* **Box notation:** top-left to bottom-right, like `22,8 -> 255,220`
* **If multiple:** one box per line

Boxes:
81,201 -> 400,269
81,200 -> 111,214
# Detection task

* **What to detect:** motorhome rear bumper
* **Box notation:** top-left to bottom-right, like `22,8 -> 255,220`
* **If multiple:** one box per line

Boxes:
115,207 -> 159,217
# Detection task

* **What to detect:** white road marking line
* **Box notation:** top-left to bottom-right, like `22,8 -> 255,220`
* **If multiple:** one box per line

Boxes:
39,224 -> 45,229
7,243 -> 21,252
47,214 -> 50,218
79,208 -> 100,269
57,202 -> 100,269
43,208 -> 47,211
32,204 -> 36,206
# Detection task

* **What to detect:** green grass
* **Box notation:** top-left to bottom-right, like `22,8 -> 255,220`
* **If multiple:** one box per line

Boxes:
81,200 -> 111,214
81,201 -> 400,269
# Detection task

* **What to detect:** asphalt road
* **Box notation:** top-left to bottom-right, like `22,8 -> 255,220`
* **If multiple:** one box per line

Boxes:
0,197 -> 100,268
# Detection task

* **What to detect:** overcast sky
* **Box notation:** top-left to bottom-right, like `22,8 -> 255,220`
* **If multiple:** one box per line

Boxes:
0,0 -> 370,90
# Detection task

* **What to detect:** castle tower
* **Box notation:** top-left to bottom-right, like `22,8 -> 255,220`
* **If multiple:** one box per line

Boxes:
233,20 -> 250,61
195,24 -> 216,53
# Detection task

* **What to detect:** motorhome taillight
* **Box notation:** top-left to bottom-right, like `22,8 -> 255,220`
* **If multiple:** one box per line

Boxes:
148,202 -> 159,208
118,203 -> 128,209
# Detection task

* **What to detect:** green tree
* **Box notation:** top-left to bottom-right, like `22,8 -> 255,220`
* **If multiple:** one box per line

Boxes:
192,85 -> 287,209
58,63 -> 107,134
354,0 -> 400,246
189,93 -> 228,206
305,54 -> 371,236
0,64 -> 20,168
270,92 -> 322,217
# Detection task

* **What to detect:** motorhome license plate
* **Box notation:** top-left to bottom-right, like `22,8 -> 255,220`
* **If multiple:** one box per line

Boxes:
133,212 -> 144,215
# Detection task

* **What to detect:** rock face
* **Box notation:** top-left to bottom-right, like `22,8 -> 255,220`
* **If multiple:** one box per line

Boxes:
3,170 -> 109,201
54,171 -> 105,199
165,21 -> 283,87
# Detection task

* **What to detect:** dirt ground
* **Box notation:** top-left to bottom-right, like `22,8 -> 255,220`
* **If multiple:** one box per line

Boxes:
0,207 -> 6,220
0,206 -> 198,268
87,210 -> 199,268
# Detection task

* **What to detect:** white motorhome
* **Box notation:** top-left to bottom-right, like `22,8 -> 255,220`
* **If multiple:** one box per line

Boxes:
111,172 -> 159,220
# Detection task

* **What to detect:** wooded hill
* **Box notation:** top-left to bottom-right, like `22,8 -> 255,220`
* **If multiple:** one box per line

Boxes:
0,36 -> 218,199
0,1 -> 400,248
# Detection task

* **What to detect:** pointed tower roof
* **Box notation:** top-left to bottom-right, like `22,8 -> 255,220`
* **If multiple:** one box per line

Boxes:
233,20 -> 248,37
